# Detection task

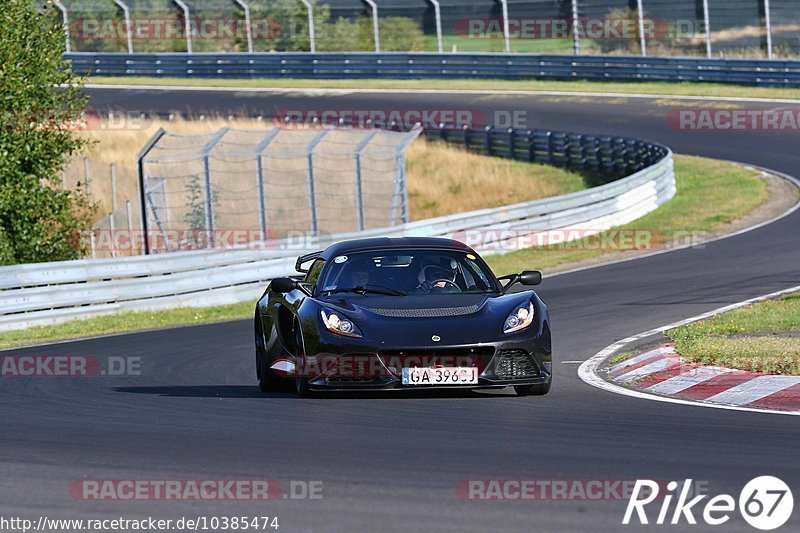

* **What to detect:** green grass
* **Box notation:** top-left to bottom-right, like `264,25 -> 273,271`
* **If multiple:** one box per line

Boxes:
423,35 -> 576,54
0,302 -> 254,352
485,155 -> 769,275
610,351 -> 634,365
1,155 -> 771,351
666,292 -> 800,375
87,76 -> 800,101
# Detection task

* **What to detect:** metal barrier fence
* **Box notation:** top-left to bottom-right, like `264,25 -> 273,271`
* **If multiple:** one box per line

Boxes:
54,1 -> 799,58
66,52 -> 800,86
0,126 -> 674,331
137,125 -> 422,254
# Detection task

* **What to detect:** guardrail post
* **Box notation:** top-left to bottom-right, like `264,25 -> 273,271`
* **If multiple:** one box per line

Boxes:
570,0 -> 580,55
426,0 -> 443,53
234,0 -> 254,53
507,129 -> 515,159
764,0 -> 773,59
173,0 -> 193,53
354,131 -> 379,231
484,126 -> 493,156
112,0 -> 134,53
254,129 -> 281,241
53,0 -> 71,53
636,0 -> 647,56
136,128 -> 166,255
363,0 -> 381,52
305,130 -> 330,234
702,0 -> 712,58
499,0 -> 511,53
299,0 -> 316,52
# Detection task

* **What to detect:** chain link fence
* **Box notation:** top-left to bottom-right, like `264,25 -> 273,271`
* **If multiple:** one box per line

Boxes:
55,0 -> 798,58
61,156 -> 143,259
137,126 -> 421,254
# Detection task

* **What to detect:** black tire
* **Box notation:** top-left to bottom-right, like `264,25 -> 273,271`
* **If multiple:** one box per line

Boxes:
294,326 -> 312,398
255,312 -> 286,393
514,381 -> 551,396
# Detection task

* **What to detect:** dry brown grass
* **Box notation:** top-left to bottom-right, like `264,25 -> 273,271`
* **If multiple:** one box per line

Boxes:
72,117 -> 586,227
405,138 -> 585,221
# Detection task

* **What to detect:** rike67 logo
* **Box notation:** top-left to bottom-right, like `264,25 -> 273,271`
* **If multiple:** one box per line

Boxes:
624,477 -> 793,530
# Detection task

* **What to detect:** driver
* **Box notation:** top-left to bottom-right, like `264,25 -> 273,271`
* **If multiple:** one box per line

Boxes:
416,259 -> 459,293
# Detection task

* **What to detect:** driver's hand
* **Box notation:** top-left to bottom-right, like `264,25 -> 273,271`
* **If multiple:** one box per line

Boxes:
433,281 -> 447,288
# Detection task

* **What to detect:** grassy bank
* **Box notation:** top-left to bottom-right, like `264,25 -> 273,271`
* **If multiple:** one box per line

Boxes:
666,292 -> 800,375
484,155 -> 768,274
88,76 -> 800,101
0,302 -> 255,352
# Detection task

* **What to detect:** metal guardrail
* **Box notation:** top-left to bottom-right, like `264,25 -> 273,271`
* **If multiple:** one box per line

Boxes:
66,52 -> 800,87
0,128 -> 674,332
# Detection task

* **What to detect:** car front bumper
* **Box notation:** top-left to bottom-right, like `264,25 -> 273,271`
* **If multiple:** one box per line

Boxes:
295,334 -> 552,390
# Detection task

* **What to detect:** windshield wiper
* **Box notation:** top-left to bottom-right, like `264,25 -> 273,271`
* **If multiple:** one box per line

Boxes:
325,284 -> 406,296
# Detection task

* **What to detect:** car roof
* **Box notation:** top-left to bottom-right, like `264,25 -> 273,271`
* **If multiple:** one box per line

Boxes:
320,237 -> 476,260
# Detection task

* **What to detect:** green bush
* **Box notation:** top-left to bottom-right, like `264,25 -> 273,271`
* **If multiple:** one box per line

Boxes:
0,0 -> 95,265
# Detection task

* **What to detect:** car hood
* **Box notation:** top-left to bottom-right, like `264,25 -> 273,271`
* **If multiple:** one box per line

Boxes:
318,292 -> 535,345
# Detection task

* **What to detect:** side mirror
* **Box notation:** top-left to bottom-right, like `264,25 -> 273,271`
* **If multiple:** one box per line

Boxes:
519,270 -> 543,286
271,277 -> 298,293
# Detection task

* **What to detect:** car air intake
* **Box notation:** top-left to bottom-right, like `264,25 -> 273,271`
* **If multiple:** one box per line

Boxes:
366,305 -> 480,318
494,350 -> 539,379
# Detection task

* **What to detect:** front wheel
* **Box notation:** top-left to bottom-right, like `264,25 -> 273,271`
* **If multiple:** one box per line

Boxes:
514,381 -> 551,396
294,327 -> 312,398
255,312 -> 287,393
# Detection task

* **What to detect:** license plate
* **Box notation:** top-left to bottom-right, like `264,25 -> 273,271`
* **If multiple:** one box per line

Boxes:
401,367 -> 479,385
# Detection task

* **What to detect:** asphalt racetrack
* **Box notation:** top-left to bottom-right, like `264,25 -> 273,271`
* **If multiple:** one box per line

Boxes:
2,87 -> 799,532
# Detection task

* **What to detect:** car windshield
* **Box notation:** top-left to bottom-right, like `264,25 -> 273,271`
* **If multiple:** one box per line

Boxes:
319,249 -> 499,296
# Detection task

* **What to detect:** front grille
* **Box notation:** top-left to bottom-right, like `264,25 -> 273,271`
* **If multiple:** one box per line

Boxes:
366,305 -> 480,318
379,346 -> 495,375
379,346 -> 495,358
494,349 -> 539,379
325,376 -> 377,383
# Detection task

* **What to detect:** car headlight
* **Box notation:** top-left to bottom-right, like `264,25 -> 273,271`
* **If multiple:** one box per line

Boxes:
503,301 -> 534,334
321,309 -> 362,338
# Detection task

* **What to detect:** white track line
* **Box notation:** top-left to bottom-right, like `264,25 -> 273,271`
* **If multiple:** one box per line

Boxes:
85,84 -> 800,104
579,284 -> 800,416
646,366 -> 734,395
608,346 -> 674,374
705,376 -> 800,406
614,357 -> 679,384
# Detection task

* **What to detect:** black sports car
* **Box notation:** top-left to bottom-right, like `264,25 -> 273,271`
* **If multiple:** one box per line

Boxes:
255,237 -> 552,396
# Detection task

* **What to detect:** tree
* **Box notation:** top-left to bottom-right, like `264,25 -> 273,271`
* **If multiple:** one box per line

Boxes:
0,0 -> 95,265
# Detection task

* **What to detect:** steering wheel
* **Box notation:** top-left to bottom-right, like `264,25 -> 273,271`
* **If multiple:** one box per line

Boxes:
428,279 -> 461,292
